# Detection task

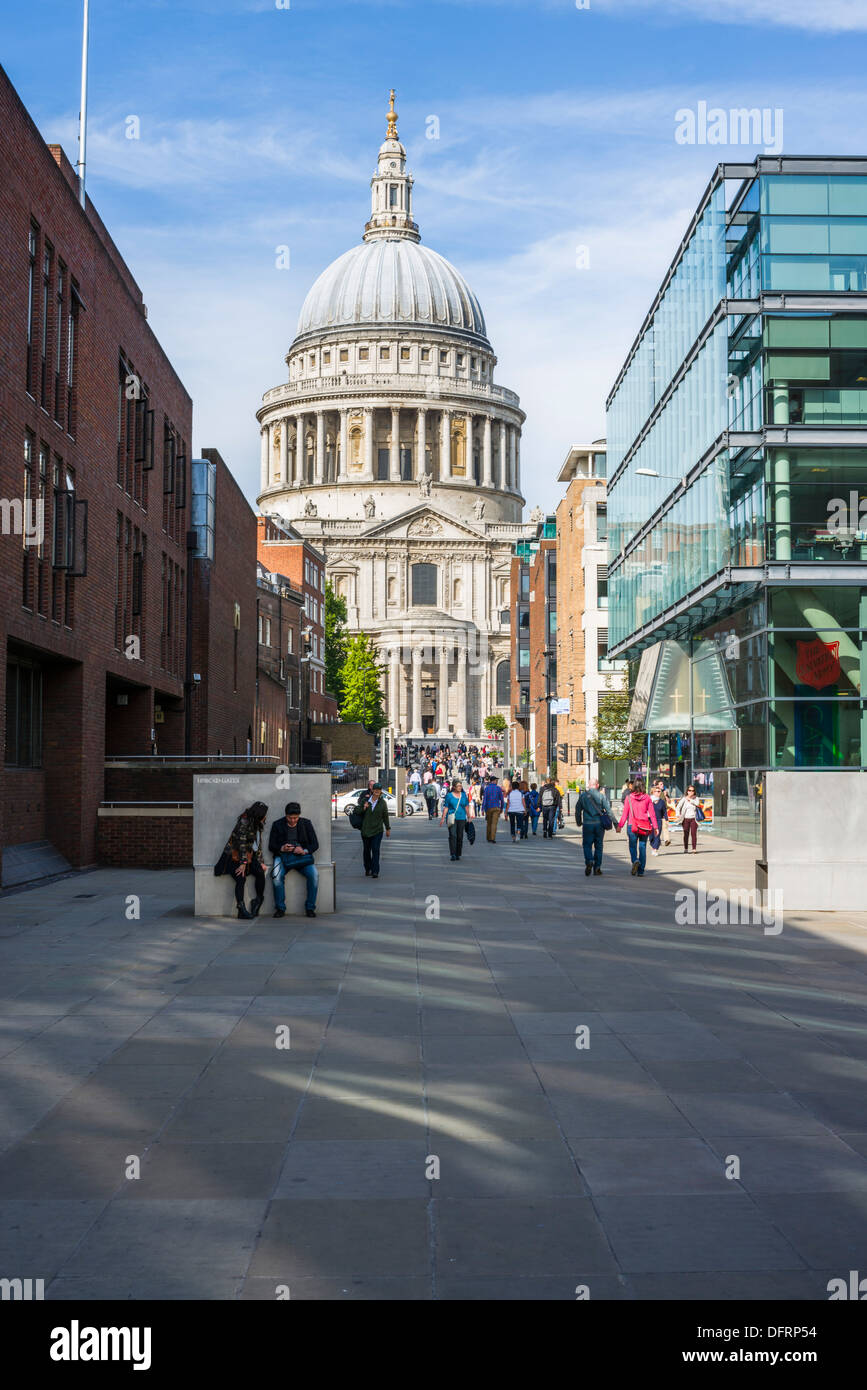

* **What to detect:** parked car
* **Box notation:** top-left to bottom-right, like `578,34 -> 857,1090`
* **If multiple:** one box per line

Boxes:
334,788 -> 425,817
330,760 -> 355,784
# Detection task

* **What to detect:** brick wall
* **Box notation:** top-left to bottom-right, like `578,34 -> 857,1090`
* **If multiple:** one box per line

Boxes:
97,810 -> 192,867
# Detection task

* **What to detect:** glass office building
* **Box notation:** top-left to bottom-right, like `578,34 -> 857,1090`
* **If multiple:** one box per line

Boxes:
607,158 -> 867,842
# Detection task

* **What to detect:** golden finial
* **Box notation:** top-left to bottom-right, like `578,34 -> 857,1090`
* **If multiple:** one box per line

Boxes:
386,88 -> 398,139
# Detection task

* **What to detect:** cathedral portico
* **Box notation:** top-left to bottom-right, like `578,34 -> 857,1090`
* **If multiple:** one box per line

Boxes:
256,92 -> 533,737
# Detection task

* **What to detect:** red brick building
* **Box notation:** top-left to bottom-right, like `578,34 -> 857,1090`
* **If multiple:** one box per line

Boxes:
256,516 -> 339,730
0,65 -> 255,885
255,560 -> 303,762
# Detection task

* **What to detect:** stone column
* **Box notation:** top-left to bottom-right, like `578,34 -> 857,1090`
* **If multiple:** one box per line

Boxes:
409,647 -> 424,737
509,426 -> 517,492
498,420 -> 507,491
364,407 -> 375,480
389,647 -> 401,733
278,419 -> 288,484
456,643 -> 469,737
482,414 -> 493,488
296,413 -> 306,483
515,428 -> 521,494
437,643 -> 450,736
417,408 -> 427,480
260,425 -> 269,492
440,409 -> 452,479
315,411 -> 326,484
465,412 -> 474,479
390,406 -> 401,481
339,408 -> 349,480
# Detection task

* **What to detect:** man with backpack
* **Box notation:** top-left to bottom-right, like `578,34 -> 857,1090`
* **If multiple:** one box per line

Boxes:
539,779 -> 562,838
575,780 -> 613,876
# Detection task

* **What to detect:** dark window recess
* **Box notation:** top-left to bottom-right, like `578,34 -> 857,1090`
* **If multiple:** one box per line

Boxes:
52,489 -> 88,575
411,562 -> 437,606
495,660 -> 510,704
131,550 -> 143,616
163,425 -> 176,495
135,398 -> 154,469
377,447 -> 389,481
174,447 -> 186,508
400,446 -> 413,480
5,657 -> 43,768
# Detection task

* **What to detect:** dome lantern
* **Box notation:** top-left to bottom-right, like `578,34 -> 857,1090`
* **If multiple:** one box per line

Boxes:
364,88 -> 420,244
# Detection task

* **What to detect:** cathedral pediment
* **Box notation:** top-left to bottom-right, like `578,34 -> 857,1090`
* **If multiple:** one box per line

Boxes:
364,504 -> 486,542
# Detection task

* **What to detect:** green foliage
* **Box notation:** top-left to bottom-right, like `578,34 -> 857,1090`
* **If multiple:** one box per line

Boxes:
339,632 -> 388,733
590,686 -> 645,760
483,713 -> 507,734
518,748 -> 531,765
324,583 -> 348,703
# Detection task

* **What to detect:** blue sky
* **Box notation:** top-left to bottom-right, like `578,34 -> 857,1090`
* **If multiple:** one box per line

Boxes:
5,0 -> 867,512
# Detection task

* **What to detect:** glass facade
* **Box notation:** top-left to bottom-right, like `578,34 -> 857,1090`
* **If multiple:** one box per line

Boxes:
607,160 -> 867,842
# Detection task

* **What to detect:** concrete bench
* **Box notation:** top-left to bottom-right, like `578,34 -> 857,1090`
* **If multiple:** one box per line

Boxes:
194,860 -> 336,917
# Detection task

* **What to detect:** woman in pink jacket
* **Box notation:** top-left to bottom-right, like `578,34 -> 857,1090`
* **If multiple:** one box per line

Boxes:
616,777 -> 659,878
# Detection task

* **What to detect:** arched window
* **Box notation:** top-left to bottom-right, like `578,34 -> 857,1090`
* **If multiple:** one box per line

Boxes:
412,563 -> 437,607
496,660 -> 510,705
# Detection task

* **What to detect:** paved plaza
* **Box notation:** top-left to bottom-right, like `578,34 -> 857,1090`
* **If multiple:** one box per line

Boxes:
1,814 -> 866,1300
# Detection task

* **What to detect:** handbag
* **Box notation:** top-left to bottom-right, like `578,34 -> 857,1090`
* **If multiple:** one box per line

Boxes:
277,851 -> 315,872
465,820 -> 475,845
447,812 -> 456,827
600,812 -> 614,831
695,804 -> 706,823
214,848 -> 231,877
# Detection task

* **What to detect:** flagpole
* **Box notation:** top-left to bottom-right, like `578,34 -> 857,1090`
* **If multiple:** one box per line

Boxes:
76,0 -> 90,207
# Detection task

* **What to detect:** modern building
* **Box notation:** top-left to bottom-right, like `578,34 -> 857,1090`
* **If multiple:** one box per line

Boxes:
256,92 -> 533,739
507,510 -> 554,771
256,516 -> 338,728
606,157 -> 867,841
555,441 -> 628,789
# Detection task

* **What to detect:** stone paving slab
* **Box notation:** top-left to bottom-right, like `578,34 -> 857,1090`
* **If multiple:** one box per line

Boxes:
0,819 -> 865,1299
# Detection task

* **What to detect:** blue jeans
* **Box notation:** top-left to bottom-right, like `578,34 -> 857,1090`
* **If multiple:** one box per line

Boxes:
582,823 -> 605,869
530,811 -> 540,834
272,853 -> 318,911
627,828 -> 648,874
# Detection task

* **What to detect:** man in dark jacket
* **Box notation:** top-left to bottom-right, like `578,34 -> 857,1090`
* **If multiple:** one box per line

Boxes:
576,780 -> 612,877
481,776 -> 504,842
269,801 -> 320,918
361,784 -> 390,878
539,779 -> 562,838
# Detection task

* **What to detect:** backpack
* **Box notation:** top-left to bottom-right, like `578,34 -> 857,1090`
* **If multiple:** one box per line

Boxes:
541,788 -> 554,807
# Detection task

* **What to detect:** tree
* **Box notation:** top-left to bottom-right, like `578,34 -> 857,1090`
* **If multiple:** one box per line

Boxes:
324,582 -> 348,704
483,713 -> 507,735
589,686 -> 645,761
339,632 -> 388,733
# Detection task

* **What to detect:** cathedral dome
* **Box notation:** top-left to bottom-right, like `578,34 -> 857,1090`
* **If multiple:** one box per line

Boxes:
295,238 -> 489,344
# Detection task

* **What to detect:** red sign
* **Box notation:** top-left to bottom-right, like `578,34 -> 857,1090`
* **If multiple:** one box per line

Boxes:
795,639 -> 840,690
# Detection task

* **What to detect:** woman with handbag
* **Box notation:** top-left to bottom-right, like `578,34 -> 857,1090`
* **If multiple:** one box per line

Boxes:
649,780 -> 671,857
440,778 -> 469,861
215,801 -> 269,919
675,785 -> 703,853
616,778 -> 659,878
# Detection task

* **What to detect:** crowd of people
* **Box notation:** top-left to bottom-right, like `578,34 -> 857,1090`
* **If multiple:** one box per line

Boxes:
217,752 -> 709,921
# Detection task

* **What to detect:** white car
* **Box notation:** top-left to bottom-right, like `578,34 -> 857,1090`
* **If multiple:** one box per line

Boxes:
335,789 -> 426,817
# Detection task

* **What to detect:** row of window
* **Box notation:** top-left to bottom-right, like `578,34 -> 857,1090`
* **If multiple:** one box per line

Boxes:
26,221 -> 79,434
21,432 -> 79,624
296,344 -> 489,375
304,557 -> 324,591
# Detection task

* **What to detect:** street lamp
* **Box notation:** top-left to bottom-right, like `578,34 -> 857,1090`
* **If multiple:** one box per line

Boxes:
635,468 -> 688,489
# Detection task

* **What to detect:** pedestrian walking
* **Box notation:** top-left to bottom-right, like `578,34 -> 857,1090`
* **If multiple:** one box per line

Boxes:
576,780 -> 612,876
539,778 -> 562,838
616,777 -> 659,877
216,801 -> 268,919
268,800 -> 319,918
675,784 -> 703,853
360,783 -> 390,878
526,783 -> 540,835
649,780 -> 672,857
482,775 -> 504,841
440,778 -> 470,860
423,779 -> 439,819
506,781 -> 528,840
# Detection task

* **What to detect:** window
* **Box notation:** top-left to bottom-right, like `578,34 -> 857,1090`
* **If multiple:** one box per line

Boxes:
401,347 -> 410,361
323,350 -> 331,364
380,346 -> 390,360
389,184 -> 398,208
41,243 -> 53,410
439,350 -> 448,364
421,347 -> 430,361
596,504 -> 608,542
457,353 -> 464,367
496,660 -> 511,705
54,263 -> 65,422
339,348 -> 348,362
22,433 -> 34,608
597,564 -> 608,607
309,353 -> 315,367
287,626 -> 293,654
377,447 -> 389,480
5,657 -> 42,767
471,357 -> 477,370
359,347 -> 369,361
66,284 -> 78,435
412,562 -> 437,606
26,224 -> 37,394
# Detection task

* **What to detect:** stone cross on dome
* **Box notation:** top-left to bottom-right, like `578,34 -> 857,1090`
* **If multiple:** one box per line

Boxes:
364,88 -> 420,244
